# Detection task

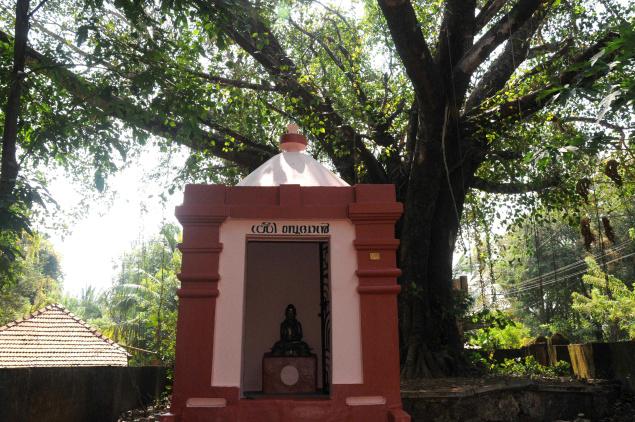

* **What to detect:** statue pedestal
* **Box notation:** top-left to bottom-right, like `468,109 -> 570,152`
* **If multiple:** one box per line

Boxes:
262,354 -> 317,393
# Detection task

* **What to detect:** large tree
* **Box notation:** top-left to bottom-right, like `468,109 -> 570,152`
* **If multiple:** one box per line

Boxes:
0,0 -> 632,376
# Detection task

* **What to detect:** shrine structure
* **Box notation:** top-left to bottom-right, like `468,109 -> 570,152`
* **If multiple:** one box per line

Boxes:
162,126 -> 409,422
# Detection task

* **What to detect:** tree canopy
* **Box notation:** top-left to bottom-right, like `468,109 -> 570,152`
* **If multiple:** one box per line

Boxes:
0,0 -> 633,376
0,232 -> 62,325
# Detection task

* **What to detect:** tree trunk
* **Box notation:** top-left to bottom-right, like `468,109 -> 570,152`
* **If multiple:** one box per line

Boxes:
0,0 -> 29,209
398,110 -> 480,378
399,189 -> 467,376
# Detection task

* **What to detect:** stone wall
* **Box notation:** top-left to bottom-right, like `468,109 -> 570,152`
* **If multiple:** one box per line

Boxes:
491,343 -> 569,367
0,366 -> 167,422
402,379 -> 620,422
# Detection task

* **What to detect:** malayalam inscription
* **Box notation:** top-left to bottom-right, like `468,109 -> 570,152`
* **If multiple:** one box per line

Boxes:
251,222 -> 330,235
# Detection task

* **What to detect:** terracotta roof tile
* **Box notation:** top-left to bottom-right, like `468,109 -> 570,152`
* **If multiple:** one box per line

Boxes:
0,304 -> 129,367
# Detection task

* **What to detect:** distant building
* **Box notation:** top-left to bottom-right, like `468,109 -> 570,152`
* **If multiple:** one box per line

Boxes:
0,304 -> 128,367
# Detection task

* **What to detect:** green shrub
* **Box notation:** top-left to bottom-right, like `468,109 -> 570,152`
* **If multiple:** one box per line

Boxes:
466,309 -> 532,351
489,356 -> 571,378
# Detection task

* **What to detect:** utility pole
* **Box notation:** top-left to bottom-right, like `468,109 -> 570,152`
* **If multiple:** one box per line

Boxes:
592,184 -> 618,341
592,186 -> 611,299
532,220 -> 546,323
475,234 -> 487,308
485,229 -> 497,305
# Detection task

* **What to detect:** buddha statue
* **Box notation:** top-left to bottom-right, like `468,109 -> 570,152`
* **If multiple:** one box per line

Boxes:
270,304 -> 312,357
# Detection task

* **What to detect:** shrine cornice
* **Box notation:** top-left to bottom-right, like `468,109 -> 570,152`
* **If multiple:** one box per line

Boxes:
175,204 -> 228,224
356,268 -> 402,278
175,184 -> 404,223
353,240 -> 400,251
176,272 -> 221,282
227,205 -> 348,219
347,202 -> 403,223
177,244 -> 224,253
357,285 -> 401,295
177,286 -> 219,298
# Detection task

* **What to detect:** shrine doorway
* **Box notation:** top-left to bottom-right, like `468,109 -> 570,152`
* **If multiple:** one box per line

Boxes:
241,240 -> 331,396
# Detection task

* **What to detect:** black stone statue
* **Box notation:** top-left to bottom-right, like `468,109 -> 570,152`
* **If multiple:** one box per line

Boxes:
270,304 -> 312,357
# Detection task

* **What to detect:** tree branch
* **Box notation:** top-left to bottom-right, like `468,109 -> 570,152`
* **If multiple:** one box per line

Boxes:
185,69 -> 279,92
471,174 -> 560,193
553,115 -> 633,153
465,9 -> 546,111
516,38 -> 573,80
27,18 -> 122,74
486,149 -> 524,160
475,0 -> 508,32
195,0 -> 387,183
436,0 -> 477,100
314,1 -> 353,30
557,115 -> 633,131
377,0 -> 441,117
474,31 -> 619,122
198,117 -> 278,157
28,17 -> 278,94
455,0 -> 546,79
372,99 -> 406,148
527,41 -> 563,59
290,19 -> 405,152
289,18 -> 368,106
291,19 -> 403,150
0,29 -> 275,171
27,0 -> 46,17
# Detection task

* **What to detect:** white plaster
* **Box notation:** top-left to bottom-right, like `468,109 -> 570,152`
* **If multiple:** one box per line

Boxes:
237,152 -> 349,187
345,396 -> 387,406
186,398 -> 227,408
213,219 -> 363,390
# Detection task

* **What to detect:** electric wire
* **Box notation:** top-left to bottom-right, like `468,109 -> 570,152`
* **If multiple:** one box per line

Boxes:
504,257 -> 632,295
489,253 -> 632,298
500,248 -> 631,295
489,244 -> 626,295
505,241 -> 633,291
502,250 -> 635,295
500,239 -> 633,291
467,239 -> 633,303
485,243 -> 632,297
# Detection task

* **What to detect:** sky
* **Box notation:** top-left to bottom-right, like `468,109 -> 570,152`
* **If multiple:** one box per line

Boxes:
46,144 -> 187,296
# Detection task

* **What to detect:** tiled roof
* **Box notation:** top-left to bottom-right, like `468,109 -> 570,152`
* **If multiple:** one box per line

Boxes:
0,304 -> 129,367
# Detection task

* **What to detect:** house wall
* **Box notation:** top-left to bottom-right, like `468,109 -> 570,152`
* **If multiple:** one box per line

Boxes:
0,366 -> 167,422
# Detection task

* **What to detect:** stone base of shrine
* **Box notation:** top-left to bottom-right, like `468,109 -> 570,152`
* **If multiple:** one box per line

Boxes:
160,384 -> 410,422
162,399 -> 410,422
262,355 -> 317,394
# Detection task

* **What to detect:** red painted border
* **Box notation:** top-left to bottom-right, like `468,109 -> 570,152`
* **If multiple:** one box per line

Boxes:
280,132 -> 308,146
164,184 -> 408,422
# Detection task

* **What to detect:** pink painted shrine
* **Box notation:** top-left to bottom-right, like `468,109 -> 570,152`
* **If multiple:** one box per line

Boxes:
162,126 -> 409,422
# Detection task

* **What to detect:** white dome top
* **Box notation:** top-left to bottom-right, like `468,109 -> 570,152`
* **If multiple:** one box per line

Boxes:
238,124 -> 349,187
237,151 -> 349,187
